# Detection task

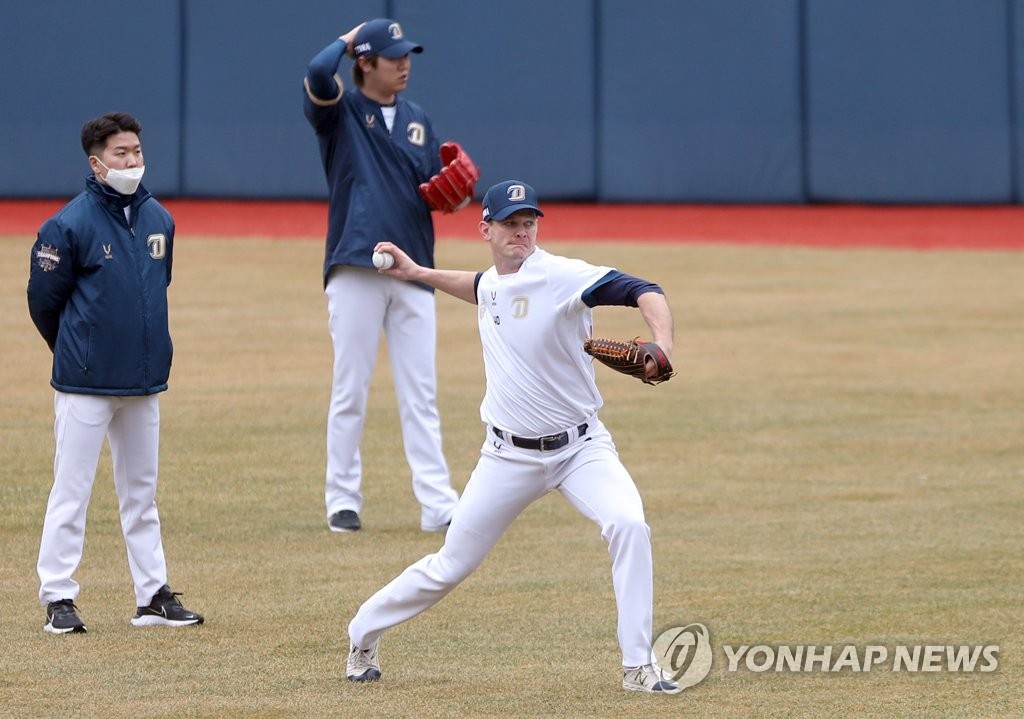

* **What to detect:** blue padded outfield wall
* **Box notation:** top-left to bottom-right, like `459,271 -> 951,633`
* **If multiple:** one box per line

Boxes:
2,0 -> 1023,203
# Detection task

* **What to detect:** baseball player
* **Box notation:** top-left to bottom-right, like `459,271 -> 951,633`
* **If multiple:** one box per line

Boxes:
345,181 -> 680,694
303,18 -> 464,533
27,112 -> 203,633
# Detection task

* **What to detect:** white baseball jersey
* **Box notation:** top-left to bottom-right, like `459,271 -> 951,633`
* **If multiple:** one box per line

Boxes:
475,248 -> 611,437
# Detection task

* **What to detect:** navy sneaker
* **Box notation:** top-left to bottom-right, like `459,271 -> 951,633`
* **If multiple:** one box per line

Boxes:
131,585 -> 204,627
329,510 -> 361,532
44,599 -> 87,634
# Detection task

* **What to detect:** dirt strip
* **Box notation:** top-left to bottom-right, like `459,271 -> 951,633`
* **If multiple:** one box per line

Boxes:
3,200 -> 1023,250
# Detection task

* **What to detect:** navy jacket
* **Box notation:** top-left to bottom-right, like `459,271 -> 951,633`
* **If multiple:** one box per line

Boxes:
27,176 -> 174,396
304,38 -> 441,286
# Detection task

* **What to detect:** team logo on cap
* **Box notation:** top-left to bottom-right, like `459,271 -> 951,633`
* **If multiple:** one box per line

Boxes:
389,23 -> 403,39
507,184 -> 526,201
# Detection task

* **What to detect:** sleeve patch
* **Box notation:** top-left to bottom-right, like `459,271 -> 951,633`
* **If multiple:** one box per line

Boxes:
35,243 -> 61,271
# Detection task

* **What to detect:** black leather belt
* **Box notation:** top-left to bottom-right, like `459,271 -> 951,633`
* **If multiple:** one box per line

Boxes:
492,423 -> 589,451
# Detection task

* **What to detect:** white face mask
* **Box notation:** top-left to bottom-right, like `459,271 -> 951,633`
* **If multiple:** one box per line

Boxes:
93,157 -> 145,195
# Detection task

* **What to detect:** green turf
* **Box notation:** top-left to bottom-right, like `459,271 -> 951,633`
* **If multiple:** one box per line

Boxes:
1,233 -> 1020,718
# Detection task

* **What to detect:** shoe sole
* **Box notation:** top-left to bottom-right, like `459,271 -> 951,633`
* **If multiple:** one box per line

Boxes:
43,623 -> 86,634
130,616 -> 204,627
329,525 -> 361,533
623,682 -> 682,694
347,669 -> 381,682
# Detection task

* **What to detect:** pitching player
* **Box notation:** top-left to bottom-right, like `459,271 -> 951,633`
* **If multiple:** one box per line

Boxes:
303,18 -> 460,533
27,112 -> 203,633
345,181 -> 681,693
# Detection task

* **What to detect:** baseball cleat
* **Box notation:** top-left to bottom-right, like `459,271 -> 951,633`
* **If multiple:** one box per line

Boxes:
346,638 -> 381,682
329,510 -> 362,532
622,664 -> 681,694
44,599 -> 87,634
130,585 -> 204,627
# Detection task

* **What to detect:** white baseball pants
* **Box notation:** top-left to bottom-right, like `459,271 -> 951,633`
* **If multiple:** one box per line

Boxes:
325,267 -> 459,530
38,392 -> 168,607
348,418 -> 656,667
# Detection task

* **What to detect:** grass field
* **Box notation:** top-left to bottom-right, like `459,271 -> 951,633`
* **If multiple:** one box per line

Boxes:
1,231 -> 1021,718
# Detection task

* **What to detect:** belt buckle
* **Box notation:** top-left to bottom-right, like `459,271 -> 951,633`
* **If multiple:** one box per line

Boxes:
539,433 -> 563,451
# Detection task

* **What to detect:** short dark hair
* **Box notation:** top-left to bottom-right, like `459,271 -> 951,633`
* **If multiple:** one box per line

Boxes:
80,112 -> 142,156
352,55 -> 379,88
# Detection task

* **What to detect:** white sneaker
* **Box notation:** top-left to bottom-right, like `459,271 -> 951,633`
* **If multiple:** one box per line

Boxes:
347,638 -> 381,682
622,664 -> 681,694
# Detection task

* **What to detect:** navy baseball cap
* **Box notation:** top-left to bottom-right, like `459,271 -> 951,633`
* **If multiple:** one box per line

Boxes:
353,19 -> 423,59
481,180 -> 545,221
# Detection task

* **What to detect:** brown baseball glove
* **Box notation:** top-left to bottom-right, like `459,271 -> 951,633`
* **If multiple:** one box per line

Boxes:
583,337 -> 675,385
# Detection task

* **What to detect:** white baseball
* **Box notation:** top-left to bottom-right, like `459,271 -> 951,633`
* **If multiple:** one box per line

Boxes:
372,251 -> 394,270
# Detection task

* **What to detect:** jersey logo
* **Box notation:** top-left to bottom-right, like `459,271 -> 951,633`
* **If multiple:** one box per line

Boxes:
35,243 -> 61,272
365,114 -> 376,128
147,234 -> 167,260
511,296 -> 529,319
103,244 -> 113,260
407,122 -> 426,146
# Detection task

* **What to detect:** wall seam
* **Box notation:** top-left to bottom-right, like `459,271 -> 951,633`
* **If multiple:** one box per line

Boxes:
798,0 -> 811,203
178,0 -> 189,197
1007,0 -> 1019,203
593,0 -> 602,202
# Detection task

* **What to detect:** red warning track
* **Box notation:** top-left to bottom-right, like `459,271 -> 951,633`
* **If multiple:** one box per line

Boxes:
2,199 -> 1023,250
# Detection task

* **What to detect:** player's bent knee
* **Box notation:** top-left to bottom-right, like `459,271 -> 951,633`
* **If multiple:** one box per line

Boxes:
426,549 -> 482,586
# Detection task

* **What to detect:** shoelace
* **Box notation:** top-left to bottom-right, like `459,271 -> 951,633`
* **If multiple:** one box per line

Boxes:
155,589 -> 185,607
351,647 -> 376,667
51,601 -> 79,617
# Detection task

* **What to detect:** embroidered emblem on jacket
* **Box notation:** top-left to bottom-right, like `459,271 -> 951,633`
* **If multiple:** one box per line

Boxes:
147,234 -> 167,260
407,122 -> 425,146
35,244 -> 61,271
